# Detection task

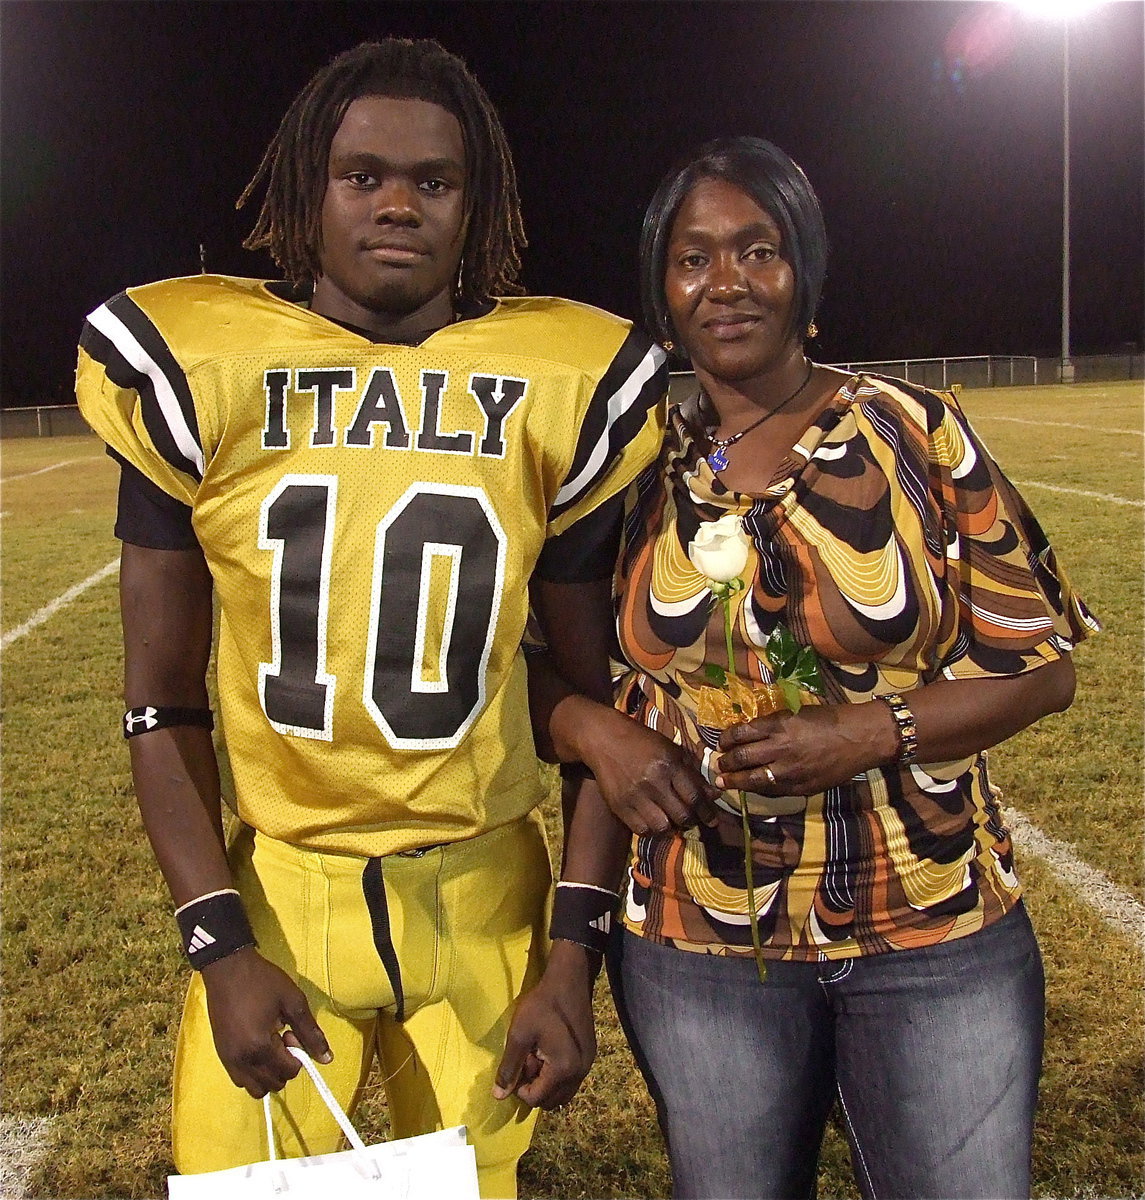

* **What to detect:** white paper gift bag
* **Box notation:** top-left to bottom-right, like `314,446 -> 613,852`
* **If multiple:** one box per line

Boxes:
167,1046 -> 480,1199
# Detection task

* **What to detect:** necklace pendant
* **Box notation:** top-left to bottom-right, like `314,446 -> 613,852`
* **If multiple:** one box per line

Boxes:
706,446 -> 730,472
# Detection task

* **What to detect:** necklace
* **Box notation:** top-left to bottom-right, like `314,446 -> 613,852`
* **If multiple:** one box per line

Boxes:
705,361 -> 814,472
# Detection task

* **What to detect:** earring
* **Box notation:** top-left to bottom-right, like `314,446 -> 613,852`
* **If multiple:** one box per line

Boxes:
662,339 -> 675,352
806,321 -> 819,340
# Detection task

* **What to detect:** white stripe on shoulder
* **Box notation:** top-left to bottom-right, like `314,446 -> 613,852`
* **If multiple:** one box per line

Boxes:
87,302 -> 205,477
553,342 -> 666,510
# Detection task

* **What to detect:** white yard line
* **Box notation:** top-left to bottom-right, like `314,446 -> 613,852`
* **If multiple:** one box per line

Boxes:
974,414 -> 1143,437
1010,478 -> 1143,508
2,457 -> 102,483
1008,807 -> 1145,948
0,558 -> 119,651
0,1116 -> 54,1199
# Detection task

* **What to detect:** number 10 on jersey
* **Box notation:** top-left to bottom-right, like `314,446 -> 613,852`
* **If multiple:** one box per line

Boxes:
258,476 -> 508,751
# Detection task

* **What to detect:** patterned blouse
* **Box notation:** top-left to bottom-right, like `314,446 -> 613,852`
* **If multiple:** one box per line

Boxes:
614,374 -> 1097,960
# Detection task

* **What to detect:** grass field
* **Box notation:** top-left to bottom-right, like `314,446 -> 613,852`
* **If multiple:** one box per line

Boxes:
2,381 -> 1142,1199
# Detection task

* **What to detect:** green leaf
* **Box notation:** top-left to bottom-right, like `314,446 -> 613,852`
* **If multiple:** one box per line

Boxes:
792,646 -> 825,695
779,679 -> 803,713
766,624 -> 799,675
702,663 -> 728,688
761,621 -> 826,700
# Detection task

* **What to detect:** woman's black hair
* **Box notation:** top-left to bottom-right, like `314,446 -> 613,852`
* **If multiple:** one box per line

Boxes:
237,38 -> 526,305
639,136 -> 827,350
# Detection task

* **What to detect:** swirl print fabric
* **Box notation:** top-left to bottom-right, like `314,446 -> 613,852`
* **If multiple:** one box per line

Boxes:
614,374 -> 1098,961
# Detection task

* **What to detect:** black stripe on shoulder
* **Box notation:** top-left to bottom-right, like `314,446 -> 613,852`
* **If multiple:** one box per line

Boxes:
82,291 -> 204,483
563,327 -> 660,486
550,328 -> 666,522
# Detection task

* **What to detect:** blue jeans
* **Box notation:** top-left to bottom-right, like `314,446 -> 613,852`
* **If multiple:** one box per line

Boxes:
608,902 -> 1044,1200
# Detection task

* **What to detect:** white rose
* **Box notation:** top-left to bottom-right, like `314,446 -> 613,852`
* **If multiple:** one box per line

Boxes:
687,514 -> 750,583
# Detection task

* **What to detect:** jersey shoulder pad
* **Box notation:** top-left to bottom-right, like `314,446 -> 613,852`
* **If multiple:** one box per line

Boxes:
108,275 -> 310,369
76,276 -> 269,491
482,295 -> 646,376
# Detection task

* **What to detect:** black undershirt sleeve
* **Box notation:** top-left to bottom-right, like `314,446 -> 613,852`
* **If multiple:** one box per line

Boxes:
109,449 -> 198,549
534,491 -> 624,583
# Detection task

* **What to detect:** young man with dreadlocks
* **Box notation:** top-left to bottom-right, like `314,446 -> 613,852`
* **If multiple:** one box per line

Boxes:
77,38 -> 708,1196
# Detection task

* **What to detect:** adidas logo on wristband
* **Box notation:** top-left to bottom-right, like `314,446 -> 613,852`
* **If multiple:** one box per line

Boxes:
185,925 -> 218,955
174,890 -> 255,969
549,881 -> 619,955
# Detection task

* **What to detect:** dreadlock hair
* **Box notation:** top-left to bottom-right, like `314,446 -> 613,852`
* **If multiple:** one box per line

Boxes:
237,39 -> 526,306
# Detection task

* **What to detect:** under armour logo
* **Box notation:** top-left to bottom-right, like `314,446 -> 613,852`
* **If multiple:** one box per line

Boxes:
123,707 -> 159,735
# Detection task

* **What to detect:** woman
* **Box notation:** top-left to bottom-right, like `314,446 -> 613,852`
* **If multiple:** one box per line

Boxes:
593,138 -> 1097,1200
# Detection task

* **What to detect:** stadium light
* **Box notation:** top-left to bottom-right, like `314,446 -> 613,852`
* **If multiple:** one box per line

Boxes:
1012,0 -> 1103,18
1014,2 -> 1106,382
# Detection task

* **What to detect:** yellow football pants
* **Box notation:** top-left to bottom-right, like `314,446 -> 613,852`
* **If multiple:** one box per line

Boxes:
171,812 -> 552,1199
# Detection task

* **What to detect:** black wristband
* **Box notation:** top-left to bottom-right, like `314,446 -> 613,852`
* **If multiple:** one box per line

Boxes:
549,882 -> 620,955
174,889 -> 256,969
123,706 -> 214,739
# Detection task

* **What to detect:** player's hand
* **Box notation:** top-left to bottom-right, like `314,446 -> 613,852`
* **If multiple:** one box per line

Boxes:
201,946 -> 333,1098
492,941 -> 598,1111
579,707 -> 721,836
716,702 -> 893,797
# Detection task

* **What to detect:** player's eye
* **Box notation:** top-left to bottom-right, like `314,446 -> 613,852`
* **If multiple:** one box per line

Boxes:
419,178 -> 452,195
345,171 -> 377,188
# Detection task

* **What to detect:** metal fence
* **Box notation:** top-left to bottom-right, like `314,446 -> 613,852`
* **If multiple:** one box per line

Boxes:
830,353 -> 1144,390
1063,352 -> 1145,382
1,405 -> 92,439
829,355 -> 1040,390
4,354 -> 1142,438
665,352 -> 1143,404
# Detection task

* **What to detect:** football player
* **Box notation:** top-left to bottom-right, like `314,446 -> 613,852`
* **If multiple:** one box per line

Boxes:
77,38 -> 712,1197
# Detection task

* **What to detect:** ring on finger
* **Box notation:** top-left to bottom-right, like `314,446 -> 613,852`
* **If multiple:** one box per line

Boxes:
763,765 -> 777,787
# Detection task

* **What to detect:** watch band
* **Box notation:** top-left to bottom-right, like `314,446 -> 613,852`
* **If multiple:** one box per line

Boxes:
879,692 -> 919,764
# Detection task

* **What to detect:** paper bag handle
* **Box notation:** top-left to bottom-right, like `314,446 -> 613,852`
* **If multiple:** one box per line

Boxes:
262,1045 -> 370,1162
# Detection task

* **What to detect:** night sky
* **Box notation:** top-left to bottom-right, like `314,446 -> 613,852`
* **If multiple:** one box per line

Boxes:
2,0 -> 1142,408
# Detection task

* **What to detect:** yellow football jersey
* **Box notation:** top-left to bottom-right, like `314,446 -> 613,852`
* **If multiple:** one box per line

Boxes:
77,275 -> 666,855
